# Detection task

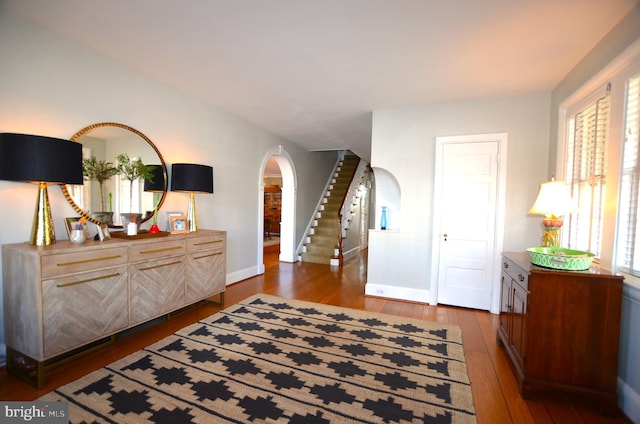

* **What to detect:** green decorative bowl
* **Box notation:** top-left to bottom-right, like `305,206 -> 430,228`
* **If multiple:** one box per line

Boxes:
526,247 -> 595,271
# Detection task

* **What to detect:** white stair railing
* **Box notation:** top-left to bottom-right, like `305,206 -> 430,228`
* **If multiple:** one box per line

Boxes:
339,159 -> 369,238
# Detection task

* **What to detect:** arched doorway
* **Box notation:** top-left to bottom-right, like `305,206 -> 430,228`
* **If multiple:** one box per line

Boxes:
258,146 -> 296,272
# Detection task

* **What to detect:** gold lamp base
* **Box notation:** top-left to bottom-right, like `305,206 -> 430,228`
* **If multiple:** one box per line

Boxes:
187,191 -> 197,232
30,182 -> 56,246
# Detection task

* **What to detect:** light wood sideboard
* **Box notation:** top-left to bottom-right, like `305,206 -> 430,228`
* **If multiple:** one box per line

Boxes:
2,229 -> 225,387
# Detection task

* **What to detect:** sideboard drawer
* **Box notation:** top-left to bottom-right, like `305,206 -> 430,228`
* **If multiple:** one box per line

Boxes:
41,247 -> 128,279
503,256 -> 528,290
129,239 -> 185,262
187,233 -> 225,252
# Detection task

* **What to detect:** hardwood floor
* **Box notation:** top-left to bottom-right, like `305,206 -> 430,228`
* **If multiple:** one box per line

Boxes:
0,244 -> 632,423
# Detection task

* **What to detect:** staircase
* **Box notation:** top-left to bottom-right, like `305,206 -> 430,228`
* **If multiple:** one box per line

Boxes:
301,155 -> 360,265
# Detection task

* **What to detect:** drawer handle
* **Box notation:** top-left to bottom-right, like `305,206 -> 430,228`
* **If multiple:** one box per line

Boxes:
504,262 -> 509,269
57,273 -> 121,288
57,255 -> 122,267
139,260 -> 182,271
193,252 -> 223,260
518,274 -> 525,282
139,246 -> 182,255
193,240 -> 222,246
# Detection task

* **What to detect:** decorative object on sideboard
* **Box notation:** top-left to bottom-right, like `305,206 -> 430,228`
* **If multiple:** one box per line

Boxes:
61,122 -> 167,229
171,163 -> 214,232
527,246 -> 595,270
169,214 -> 189,234
144,164 -> 167,234
528,177 -> 576,248
96,223 -> 111,241
64,216 -> 90,242
0,133 -> 83,246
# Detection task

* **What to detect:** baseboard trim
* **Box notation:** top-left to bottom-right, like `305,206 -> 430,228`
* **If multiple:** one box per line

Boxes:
364,283 -> 430,303
226,266 -> 261,286
342,246 -> 361,260
618,377 -> 640,423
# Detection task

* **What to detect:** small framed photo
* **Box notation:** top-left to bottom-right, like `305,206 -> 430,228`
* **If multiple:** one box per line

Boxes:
169,215 -> 189,234
165,211 -> 184,232
64,217 -> 90,240
97,224 -> 111,241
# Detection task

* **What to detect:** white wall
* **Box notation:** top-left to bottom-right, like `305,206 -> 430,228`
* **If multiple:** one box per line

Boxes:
0,12 -> 336,360
368,93 -> 551,300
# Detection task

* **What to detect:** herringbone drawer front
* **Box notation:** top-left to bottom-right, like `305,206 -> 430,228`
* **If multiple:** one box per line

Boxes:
186,248 -> 225,302
42,266 -> 129,357
41,247 -> 128,279
130,257 -> 186,325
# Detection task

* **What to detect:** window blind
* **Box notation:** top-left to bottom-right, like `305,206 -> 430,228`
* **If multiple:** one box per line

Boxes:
616,73 -> 640,275
564,90 -> 610,257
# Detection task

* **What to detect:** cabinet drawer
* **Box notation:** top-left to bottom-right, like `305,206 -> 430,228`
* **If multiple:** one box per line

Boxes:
129,239 -> 185,262
41,247 -> 128,279
187,234 -> 225,252
503,257 -> 529,290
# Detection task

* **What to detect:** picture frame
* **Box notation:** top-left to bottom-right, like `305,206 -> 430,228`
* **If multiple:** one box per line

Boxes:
97,223 -> 111,241
165,211 -> 184,232
64,217 -> 90,240
169,215 -> 189,234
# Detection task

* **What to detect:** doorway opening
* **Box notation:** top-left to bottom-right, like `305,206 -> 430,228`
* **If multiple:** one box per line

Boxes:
259,146 -> 297,273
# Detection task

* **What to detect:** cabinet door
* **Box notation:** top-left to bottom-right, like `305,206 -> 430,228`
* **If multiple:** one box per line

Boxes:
509,282 -> 528,367
42,266 -> 129,358
186,248 -> 225,302
499,271 -> 511,336
130,257 -> 186,325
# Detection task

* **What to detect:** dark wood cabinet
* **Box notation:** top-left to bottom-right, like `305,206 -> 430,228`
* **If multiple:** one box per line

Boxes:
498,252 -> 624,415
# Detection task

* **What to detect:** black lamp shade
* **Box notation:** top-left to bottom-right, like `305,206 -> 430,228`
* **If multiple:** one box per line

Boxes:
171,163 -> 213,193
144,164 -> 166,192
0,133 -> 83,184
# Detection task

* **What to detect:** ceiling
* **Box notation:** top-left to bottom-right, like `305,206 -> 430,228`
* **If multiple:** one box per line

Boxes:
3,0 -> 638,161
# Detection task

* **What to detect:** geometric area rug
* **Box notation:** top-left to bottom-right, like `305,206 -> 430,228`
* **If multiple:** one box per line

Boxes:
39,294 -> 477,423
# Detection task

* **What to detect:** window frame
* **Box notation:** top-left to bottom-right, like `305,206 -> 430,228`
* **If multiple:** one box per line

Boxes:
556,45 -> 640,287
561,87 -> 610,258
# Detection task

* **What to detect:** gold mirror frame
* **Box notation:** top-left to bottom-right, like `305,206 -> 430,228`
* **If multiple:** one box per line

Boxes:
61,122 -> 167,228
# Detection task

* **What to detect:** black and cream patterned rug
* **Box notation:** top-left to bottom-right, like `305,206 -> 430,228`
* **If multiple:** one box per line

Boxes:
40,294 -> 476,423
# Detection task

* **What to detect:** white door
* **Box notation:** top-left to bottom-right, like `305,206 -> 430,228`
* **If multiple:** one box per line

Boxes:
432,134 -> 506,311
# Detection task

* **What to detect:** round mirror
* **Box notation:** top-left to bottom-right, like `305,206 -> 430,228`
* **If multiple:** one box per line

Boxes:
62,122 -> 167,228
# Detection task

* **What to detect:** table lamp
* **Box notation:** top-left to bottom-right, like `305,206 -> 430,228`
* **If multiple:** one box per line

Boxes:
170,163 -> 213,232
528,177 -> 576,248
0,133 -> 83,246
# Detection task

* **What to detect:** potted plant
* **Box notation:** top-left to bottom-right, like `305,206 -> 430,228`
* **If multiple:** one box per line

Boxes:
116,153 -> 155,232
82,156 -> 118,224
